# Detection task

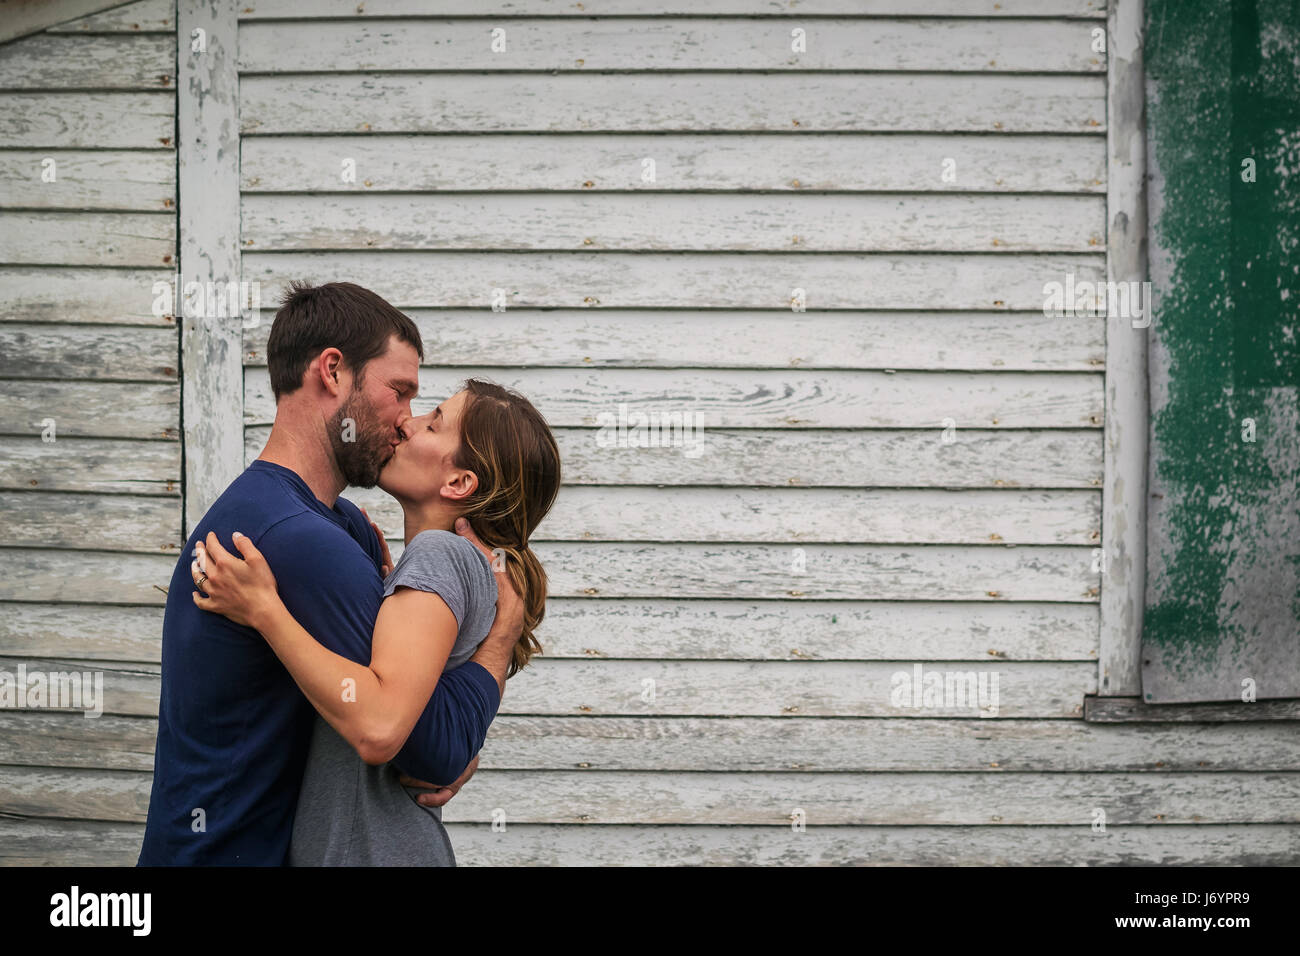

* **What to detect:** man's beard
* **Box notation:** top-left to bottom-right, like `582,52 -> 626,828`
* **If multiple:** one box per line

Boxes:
327,388 -> 392,488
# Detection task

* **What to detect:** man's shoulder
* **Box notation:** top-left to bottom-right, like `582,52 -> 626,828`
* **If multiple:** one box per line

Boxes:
195,465 -> 313,543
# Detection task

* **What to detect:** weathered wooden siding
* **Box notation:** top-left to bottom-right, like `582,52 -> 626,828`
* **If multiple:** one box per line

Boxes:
2,0 -> 1297,867
0,0 -> 180,862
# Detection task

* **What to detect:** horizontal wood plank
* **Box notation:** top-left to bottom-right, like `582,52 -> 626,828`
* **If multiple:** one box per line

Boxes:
349,485 -> 1103,545
0,713 -> 157,771
248,425 -> 1104,488
241,133 -> 1107,193
0,150 -> 175,210
0,267 -> 177,325
0,551 -> 174,605
15,712 -> 1300,774
0,212 -> 174,267
239,19 -> 1105,74
0,381 -> 179,439
0,653 -> 1090,717
0,437 -> 180,495
1086,696 -> 1300,722
245,366 -> 1105,429
444,823 -> 1299,867
244,310 -> 1106,372
8,821 -> 1298,868
5,767 -> 1296,826
0,820 -> 144,865
0,657 -> 159,715
48,0 -> 175,33
241,74 -> 1106,134
0,492 -> 183,553
0,34 -> 172,91
0,324 -> 177,381
0,604 -> 163,661
529,598 -> 1098,661
241,250 -> 1107,310
0,93 -> 173,148
241,193 -> 1105,253
498,659 -> 1094,716
239,1 -> 1109,19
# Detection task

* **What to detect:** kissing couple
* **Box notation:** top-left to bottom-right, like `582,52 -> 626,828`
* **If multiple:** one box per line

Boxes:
138,281 -> 561,866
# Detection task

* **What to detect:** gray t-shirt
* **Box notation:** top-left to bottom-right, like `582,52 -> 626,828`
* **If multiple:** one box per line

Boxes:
288,529 -> 498,866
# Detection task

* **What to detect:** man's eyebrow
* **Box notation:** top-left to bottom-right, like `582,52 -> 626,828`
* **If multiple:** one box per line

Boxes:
392,378 -> 419,396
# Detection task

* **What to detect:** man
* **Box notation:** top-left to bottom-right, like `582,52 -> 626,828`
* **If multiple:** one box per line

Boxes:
138,281 -> 519,865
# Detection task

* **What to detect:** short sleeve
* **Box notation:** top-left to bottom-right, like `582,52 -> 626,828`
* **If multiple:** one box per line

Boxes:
382,530 -> 487,628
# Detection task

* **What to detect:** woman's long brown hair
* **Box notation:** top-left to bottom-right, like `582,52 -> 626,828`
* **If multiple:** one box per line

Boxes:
452,379 -> 561,678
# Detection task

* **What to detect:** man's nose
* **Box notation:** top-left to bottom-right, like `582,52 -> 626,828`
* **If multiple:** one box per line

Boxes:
395,414 -> 412,440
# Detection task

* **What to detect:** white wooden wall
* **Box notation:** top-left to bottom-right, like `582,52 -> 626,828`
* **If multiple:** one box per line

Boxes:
0,0 -> 181,863
1,0 -> 1297,865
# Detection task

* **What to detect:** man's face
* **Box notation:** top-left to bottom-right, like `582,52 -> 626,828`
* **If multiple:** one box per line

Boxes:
327,335 -> 420,488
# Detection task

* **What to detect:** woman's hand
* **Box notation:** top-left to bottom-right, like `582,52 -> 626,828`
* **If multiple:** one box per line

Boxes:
191,530 -> 281,630
360,506 -> 393,576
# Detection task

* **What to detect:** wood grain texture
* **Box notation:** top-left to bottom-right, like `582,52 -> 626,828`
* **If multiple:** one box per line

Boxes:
0,92 -> 173,148
0,492 -> 183,553
14,712 -> 1300,774
496,659 -> 1096,717
5,767 -> 1296,826
238,18 -> 1105,74
0,437 -> 179,495
239,1 -> 1109,19
0,550 -> 173,604
48,0 -> 175,33
0,605 -> 163,661
241,133 -> 1107,194
247,425 -> 1104,488
240,74 -> 1106,134
241,250 -> 1106,310
243,310 -> 1105,372
347,485 -> 1103,545
179,0 -> 244,535
241,193 -> 1106,253
0,267 -> 176,325
0,33 -> 173,90
0,150 -> 175,210
0,324 -> 178,381
6,821 -> 1297,867
529,599 -> 1098,661
0,655 -> 1094,718
0,381 -> 179,439
0,211 -> 174,266
0,657 -> 159,715
245,366 -> 1105,429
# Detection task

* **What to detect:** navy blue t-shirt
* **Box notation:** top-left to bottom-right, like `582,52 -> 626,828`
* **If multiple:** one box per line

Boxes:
138,460 -> 501,866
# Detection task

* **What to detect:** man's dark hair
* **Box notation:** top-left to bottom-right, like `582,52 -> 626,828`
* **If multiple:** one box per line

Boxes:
266,281 -> 424,402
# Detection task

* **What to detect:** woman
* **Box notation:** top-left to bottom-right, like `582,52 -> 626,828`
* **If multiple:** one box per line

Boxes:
189,379 -> 560,865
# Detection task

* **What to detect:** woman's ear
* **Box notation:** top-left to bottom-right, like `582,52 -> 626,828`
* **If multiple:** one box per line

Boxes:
441,469 -> 479,503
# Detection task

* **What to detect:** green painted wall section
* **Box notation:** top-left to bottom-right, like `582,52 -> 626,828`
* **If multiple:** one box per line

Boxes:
1143,0 -> 1299,701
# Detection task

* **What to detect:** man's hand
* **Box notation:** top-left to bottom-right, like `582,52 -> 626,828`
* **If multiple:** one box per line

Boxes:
399,755 -> 479,808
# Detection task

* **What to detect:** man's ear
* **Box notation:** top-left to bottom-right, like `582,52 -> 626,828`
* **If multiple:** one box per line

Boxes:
311,348 -> 346,397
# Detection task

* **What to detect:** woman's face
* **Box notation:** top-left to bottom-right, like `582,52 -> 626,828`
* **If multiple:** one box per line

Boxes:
379,389 -> 475,505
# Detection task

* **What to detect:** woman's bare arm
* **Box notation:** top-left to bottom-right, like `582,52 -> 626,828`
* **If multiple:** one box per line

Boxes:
192,532 -> 458,765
